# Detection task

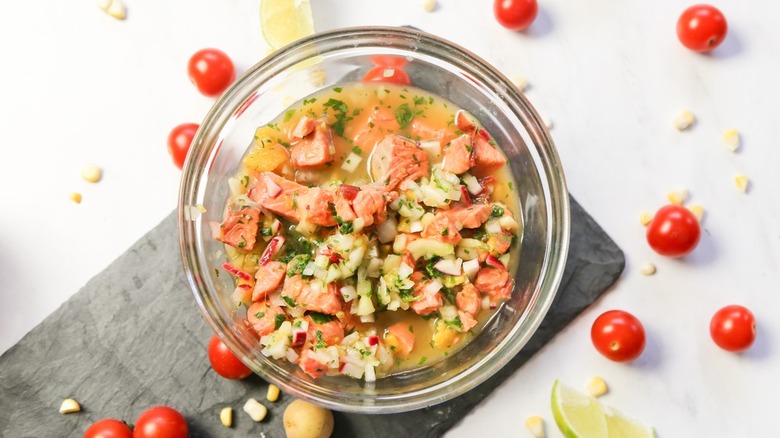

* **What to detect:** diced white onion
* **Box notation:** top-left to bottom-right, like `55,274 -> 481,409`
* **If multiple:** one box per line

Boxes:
359,314 -> 375,323
365,364 -> 376,382
398,262 -> 414,278
340,285 -> 357,302
409,220 -> 423,233
357,295 -> 375,316
341,152 -> 363,172
499,253 -> 511,267
499,215 -> 520,232
462,174 -> 482,195
418,140 -> 441,157
367,258 -> 383,278
463,258 -> 480,279
439,304 -> 458,321
434,258 -> 462,276
376,217 -> 398,243
485,219 -> 502,235
302,262 -> 316,277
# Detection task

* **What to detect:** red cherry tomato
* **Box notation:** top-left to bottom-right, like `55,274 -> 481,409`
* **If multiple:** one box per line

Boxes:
208,334 -> 253,379
370,55 -> 409,68
133,406 -> 187,438
677,4 -> 728,52
493,0 -> 538,31
167,123 -> 199,170
187,48 -> 236,97
591,310 -> 646,362
710,305 -> 756,352
84,419 -> 133,438
646,204 -> 701,257
362,66 -> 411,86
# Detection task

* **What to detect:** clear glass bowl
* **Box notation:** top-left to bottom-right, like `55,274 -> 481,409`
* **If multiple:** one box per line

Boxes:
178,26 -> 569,413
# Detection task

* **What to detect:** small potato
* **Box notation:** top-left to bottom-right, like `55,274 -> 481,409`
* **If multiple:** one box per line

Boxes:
283,399 -> 334,438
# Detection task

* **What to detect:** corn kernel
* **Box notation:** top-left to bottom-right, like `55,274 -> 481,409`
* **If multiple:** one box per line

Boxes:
666,189 -> 688,205
220,407 -> 233,427
542,116 -> 553,130
59,398 -> 81,414
688,205 -> 705,222
722,129 -> 740,152
673,110 -> 695,131
422,0 -> 437,12
243,398 -> 268,422
639,211 -> 653,226
310,68 -> 327,87
69,192 -> 82,204
525,415 -> 545,438
586,376 -> 609,397
511,75 -> 529,92
266,384 -> 281,402
81,164 -> 102,183
734,175 -> 749,193
639,263 -> 656,276
97,0 -> 127,20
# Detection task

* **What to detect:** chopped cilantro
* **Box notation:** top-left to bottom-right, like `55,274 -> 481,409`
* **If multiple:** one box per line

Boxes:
425,257 -> 443,279
441,227 -> 449,236
282,296 -> 297,308
508,181 -> 514,190
413,96 -> 426,106
284,109 -> 296,122
314,330 -> 327,349
274,314 -> 286,330
429,339 -> 436,348
333,87 -> 343,93
303,97 -> 317,105
308,312 -> 335,324
395,103 -> 413,129
339,221 -> 354,234
445,316 -> 463,330
237,239 -> 246,248
261,227 -> 273,236
214,268 -> 220,277
241,175 -> 250,187
286,254 -> 312,277
359,349 -> 371,358
323,98 -> 353,136
491,205 -> 505,218
352,146 -> 362,155
408,325 -> 414,333
418,356 -> 427,365
255,311 -> 266,318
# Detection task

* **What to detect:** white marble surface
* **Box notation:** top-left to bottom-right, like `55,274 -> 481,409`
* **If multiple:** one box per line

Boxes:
1,1 -> 778,436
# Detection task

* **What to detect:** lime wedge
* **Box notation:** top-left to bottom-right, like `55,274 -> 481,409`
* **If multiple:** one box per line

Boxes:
260,0 -> 315,51
552,380 -> 608,438
552,380 -> 655,438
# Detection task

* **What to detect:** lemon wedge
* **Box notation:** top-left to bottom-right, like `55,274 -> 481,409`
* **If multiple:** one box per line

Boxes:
552,380 -> 655,438
260,0 -> 315,51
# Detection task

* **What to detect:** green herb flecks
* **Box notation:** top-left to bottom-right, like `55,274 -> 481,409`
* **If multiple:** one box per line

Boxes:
323,98 -> 353,136
274,314 -> 286,330
284,109 -> 296,122
491,205 -> 505,218
308,312 -> 335,324
314,330 -> 327,349
282,296 -> 297,308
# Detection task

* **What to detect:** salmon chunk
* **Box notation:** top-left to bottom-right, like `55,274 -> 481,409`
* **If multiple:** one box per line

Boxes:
353,107 -> 401,149
487,231 -> 513,255
352,187 -> 396,227
215,205 -> 261,251
290,123 -> 336,169
385,322 -> 415,358
370,135 -> 429,191
291,115 -> 318,139
247,301 -> 287,337
421,215 -> 462,245
474,267 -> 514,304
300,187 -> 337,227
437,204 -> 491,230
441,134 -> 474,175
249,172 -> 307,222
409,272 -> 443,316
283,276 -> 343,315
299,349 -> 328,378
458,310 -> 478,332
252,261 -> 286,301
456,283 -> 481,316
472,137 -> 506,172
410,118 -> 455,144
305,314 -> 345,347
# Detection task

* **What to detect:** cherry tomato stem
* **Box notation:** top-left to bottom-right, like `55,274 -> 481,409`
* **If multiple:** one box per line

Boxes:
591,310 -> 646,362
677,4 -> 728,52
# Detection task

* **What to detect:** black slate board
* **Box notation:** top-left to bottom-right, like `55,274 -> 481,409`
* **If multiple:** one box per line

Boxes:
0,197 -> 623,438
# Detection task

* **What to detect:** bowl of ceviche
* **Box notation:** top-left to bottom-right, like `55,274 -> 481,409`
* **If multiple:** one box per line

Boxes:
179,26 -> 569,413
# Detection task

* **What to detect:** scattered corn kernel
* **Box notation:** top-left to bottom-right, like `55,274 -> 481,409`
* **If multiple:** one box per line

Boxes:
639,211 -> 653,226
511,75 -> 529,92
266,384 -> 281,402
673,110 -> 695,131
722,129 -> 740,152
59,398 -> 81,414
69,192 -> 82,204
666,189 -> 688,205
688,204 -> 705,222
542,116 -> 553,130
525,415 -> 545,438
81,164 -> 102,183
734,175 -> 749,193
220,407 -> 233,427
586,376 -> 609,397
422,0 -> 437,12
310,68 -> 327,87
97,0 -> 127,20
243,398 -> 268,422
639,263 -> 656,276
